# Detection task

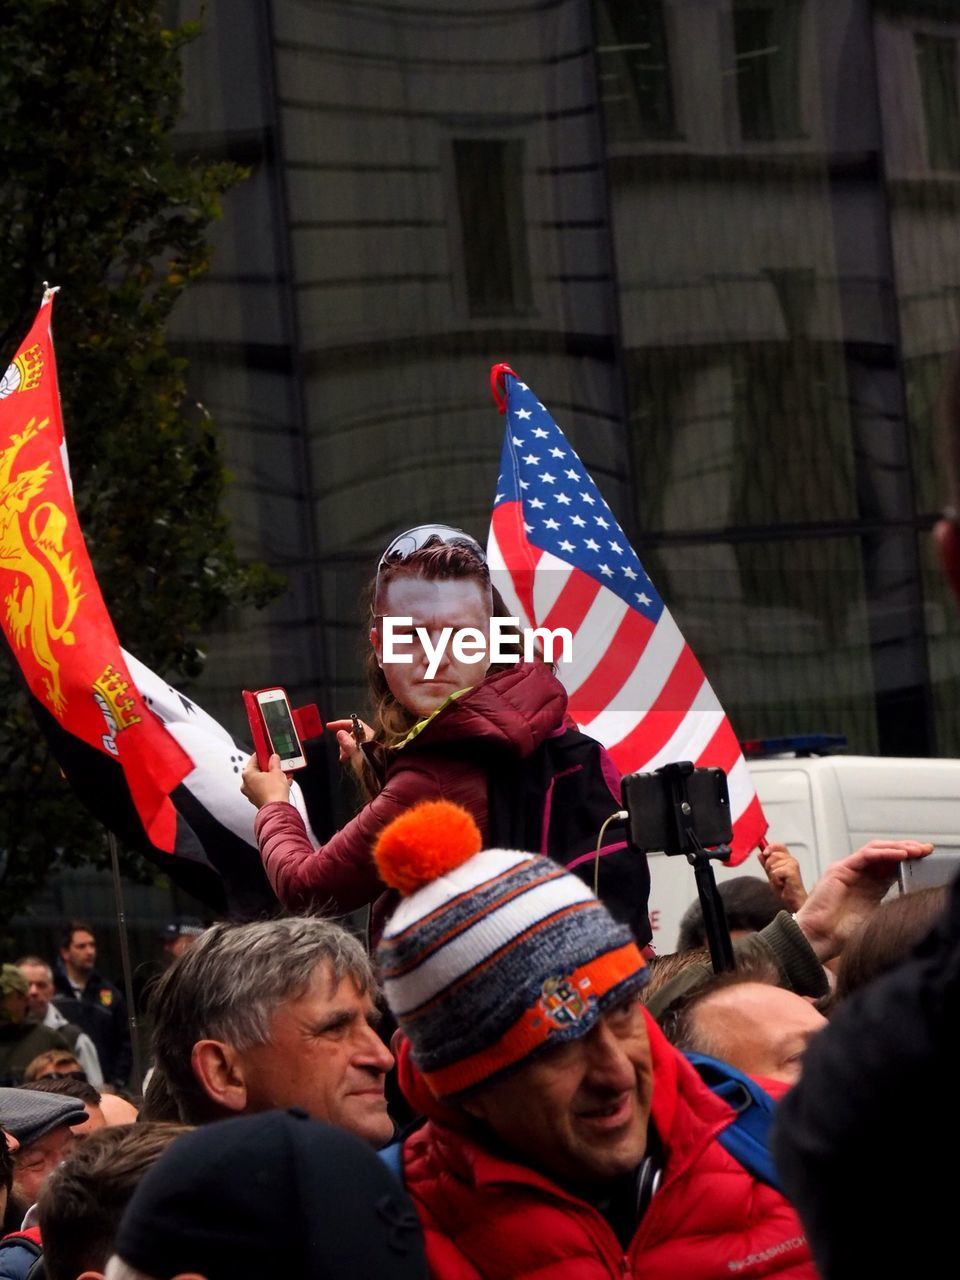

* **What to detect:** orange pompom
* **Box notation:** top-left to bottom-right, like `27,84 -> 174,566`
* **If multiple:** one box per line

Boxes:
374,801 -> 483,895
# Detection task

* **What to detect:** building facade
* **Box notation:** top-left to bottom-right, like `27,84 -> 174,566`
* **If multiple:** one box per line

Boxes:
168,0 -> 960,761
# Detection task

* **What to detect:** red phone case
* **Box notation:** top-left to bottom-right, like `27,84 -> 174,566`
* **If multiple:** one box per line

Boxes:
243,688 -> 324,771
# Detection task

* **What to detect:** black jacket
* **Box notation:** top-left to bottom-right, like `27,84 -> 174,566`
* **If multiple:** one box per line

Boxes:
772,872 -> 960,1277
52,964 -> 131,1086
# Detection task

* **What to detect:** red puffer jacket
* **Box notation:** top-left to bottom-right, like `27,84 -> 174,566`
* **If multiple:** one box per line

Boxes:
398,1013 -> 816,1279
254,663 -> 567,935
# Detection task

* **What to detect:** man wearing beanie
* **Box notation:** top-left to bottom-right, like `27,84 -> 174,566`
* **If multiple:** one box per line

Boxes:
373,801 -> 816,1279
104,1109 -> 427,1280
0,966 -> 70,1086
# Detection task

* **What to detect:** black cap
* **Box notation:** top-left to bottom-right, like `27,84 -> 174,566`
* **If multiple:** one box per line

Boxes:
114,1109 -> 427,1279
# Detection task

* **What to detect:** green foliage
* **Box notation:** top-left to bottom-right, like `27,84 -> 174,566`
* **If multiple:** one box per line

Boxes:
0,2 -> 282,914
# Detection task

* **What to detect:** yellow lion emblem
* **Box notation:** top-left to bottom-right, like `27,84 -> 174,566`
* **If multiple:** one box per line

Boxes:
0,416 -> 84,712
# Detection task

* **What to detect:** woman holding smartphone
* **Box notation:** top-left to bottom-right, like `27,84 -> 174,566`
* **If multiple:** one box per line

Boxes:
241,524 -> 568,944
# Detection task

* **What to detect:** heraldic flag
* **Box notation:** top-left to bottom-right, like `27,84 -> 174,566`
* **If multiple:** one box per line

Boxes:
0,290 -> 310,913
487,363 -> 767,864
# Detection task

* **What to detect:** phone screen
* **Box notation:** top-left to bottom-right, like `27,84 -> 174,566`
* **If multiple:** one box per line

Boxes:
260,696 -> 302,762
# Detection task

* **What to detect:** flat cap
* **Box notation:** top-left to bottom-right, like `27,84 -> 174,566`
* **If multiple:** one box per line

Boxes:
0,1086 -> 87,1146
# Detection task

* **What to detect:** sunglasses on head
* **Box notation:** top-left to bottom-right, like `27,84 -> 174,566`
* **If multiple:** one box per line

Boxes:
377,524 -> 485,570
375,524 -> 486,600
39,1070 -> 86,1082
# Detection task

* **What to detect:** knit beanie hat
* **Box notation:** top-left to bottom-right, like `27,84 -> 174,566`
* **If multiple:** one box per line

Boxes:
374,801 -> 649,1101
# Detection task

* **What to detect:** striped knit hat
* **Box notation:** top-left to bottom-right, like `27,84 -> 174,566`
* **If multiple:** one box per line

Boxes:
374,801 -> 649,1101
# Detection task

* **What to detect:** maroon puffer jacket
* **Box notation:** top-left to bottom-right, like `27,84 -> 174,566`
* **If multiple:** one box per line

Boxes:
254,663 -> 567,937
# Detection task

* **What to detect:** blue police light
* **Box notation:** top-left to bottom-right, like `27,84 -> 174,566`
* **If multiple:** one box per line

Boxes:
740,733 -> 848,759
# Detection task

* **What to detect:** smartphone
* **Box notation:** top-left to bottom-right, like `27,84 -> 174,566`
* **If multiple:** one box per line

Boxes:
255,687 -> 307,772
621,766 -> 732,854
898,852 -> 960,894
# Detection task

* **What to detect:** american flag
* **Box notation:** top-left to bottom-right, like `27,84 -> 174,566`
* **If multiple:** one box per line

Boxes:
486,364 -> 766,863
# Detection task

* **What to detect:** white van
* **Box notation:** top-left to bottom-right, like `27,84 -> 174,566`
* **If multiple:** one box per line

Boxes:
647,755 -> 960,954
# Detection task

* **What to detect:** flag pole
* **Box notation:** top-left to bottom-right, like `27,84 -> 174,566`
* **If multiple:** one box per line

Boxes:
107,831 -> 144,1094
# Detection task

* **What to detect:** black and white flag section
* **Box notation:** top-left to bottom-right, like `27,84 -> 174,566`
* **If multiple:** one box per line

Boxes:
32,650 -> 319,915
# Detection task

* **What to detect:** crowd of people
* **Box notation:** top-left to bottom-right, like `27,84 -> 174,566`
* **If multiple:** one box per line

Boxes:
2,399 -> 959,1277
0,818 -> 940,1278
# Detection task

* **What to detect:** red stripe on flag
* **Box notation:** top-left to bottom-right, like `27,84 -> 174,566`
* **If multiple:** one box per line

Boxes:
730,794 -> 768,866
697,719 -> 767,864
492,502 -> 542,626
542,570 -> 601,635
696,717 -> 743,776
568,608 -> 655,722
604,644 -> 705,774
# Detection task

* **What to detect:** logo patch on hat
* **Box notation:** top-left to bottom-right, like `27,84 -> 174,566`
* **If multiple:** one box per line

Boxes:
540,975 -> 591,1028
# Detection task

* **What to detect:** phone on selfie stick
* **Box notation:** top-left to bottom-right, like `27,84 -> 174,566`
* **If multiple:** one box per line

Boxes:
621,761 -> 736,974
244,687 -> 308,772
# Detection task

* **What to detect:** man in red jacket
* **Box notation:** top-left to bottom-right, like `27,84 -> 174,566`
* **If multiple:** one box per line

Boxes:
372,800 -> 816,1279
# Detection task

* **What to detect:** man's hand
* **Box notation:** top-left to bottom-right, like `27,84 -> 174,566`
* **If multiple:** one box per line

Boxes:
241,753 -> 291,809
327,717 -> 373,780
795,839 -> 935,962
758,841 -> 809,912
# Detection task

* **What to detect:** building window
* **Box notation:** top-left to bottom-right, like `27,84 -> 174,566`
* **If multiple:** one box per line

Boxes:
733,0 -> 803,142
453,139 -> 532,317
916,33 -> 960,172
594,0 -> 676,142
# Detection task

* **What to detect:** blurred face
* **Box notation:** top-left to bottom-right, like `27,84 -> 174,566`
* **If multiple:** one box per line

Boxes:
35,1057 -> 84,1081
0,989 -> 28,1025
237,965 -> 394,1146
372,575 -> 492,719
12,1125 -> 76,1212
163,934 -> 197,965
463,997 -> 654,1189
62,930 -> 96,976
690,982 -> 827,1085
19,964 -> 53,1019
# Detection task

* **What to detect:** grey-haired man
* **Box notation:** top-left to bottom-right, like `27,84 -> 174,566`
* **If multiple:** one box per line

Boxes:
148,917 -> 394,1146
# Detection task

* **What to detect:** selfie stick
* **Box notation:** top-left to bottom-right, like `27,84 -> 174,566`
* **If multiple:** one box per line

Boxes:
658,762 -> 735,974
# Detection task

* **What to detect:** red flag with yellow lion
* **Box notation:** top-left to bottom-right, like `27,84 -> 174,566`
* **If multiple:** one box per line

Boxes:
0,289 -> 191,849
